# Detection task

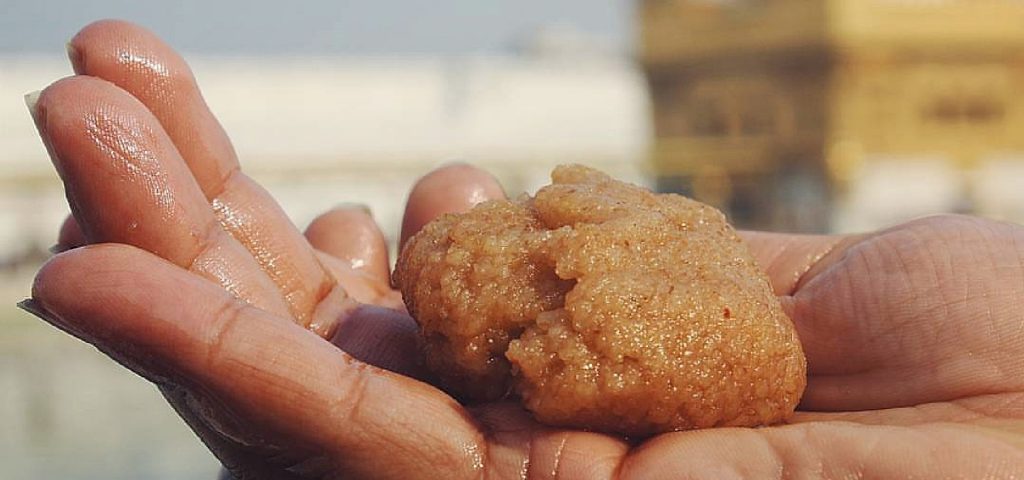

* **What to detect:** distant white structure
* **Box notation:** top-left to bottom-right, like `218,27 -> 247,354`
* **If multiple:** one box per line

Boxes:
0,52 -> 653,265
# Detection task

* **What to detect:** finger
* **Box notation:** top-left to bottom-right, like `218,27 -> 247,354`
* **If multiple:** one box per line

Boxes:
70,19 -> 334,326
400,163 -> 504,250
30,244 -> 485,479
305,205 -> 390,284
56,215 -> 85,251
792,216 -> 1024,411
621,421 -> 1024,479
30,76 -> 290,318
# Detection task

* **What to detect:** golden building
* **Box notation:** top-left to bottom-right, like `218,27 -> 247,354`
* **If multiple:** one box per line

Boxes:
641,0 -> 1024,232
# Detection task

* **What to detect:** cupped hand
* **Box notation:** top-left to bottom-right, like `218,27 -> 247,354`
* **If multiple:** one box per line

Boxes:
25,20 -> 1024,479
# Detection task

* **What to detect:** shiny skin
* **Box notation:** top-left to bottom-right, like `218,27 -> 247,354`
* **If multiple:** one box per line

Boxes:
24,19 -> 1024,479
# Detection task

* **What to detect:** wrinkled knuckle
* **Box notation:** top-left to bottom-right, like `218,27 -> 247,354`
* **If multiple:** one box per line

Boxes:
329,368 -> 371,427
205,297 -> 247,370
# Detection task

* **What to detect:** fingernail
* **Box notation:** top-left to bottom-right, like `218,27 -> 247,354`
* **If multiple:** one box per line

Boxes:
66,42 -> 83,74
48,243 -> 68,255
17,298 -> 62,328
24,90 -> 41,122
17,298 -> 90,341
335,202 -> 372,216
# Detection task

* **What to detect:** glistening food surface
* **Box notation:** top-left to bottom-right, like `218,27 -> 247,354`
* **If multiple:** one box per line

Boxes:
394,165 -> 806,436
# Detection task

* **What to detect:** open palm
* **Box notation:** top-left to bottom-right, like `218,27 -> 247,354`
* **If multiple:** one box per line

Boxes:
26,20 -> 1024,479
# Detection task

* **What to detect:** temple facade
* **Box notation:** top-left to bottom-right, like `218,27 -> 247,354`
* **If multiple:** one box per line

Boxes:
641,0 -> 1024,232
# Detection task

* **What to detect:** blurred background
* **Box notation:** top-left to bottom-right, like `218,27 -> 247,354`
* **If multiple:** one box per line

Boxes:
1,1 -> 1023,478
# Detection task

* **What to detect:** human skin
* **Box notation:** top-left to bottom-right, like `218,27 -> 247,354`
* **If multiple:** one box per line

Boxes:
22,19 -> 1024,479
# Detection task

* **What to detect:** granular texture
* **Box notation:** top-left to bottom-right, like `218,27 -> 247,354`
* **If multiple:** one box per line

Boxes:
394,165 -> 806,436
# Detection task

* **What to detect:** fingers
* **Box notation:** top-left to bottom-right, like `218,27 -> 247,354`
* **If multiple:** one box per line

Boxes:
305,205 -> 390,284
30,76 -> 290,317
69,19 -> 237,195
31,76 -> 211,264
30,244 -> 486,479
400,163 -> 505,250
212,181 -> 336,326
66,20 -> 336,325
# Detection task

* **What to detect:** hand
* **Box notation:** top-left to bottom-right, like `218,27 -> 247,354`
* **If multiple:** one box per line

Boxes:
25,20 -> 1024,479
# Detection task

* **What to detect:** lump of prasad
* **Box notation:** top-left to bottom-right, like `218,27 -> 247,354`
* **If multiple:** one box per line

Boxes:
394,164 -> 806,436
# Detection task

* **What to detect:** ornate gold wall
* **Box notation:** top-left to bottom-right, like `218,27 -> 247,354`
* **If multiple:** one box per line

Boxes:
641,0 -> 1024,232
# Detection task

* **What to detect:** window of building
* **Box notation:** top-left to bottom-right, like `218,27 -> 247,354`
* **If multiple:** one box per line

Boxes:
924,95 -> 1004,124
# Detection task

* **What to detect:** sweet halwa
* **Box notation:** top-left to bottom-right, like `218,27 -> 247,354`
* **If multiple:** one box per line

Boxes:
394,165 -> 806,436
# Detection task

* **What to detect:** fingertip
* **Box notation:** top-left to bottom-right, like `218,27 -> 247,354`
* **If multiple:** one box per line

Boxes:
70,19 -> 152,57
69,19 -> 195,100
400,163 -> 505,248
31,77 -> 59,124
305,204 -> 379,245
23,262 -> 87,341
33,74 -> 142,193
426,163 -> 505,205
34,75 -> 123,128
68,19 -> 136,73
30,247 -> 64,304
31,244 -> 130,312
305,205 -> 390,283
72,19 -> 143,40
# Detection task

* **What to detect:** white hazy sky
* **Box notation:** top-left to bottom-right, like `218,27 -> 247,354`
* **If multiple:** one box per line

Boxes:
0,0 -> 635,55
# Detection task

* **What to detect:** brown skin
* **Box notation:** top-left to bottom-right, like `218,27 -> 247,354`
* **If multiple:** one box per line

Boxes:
23,19 -> 1024,479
